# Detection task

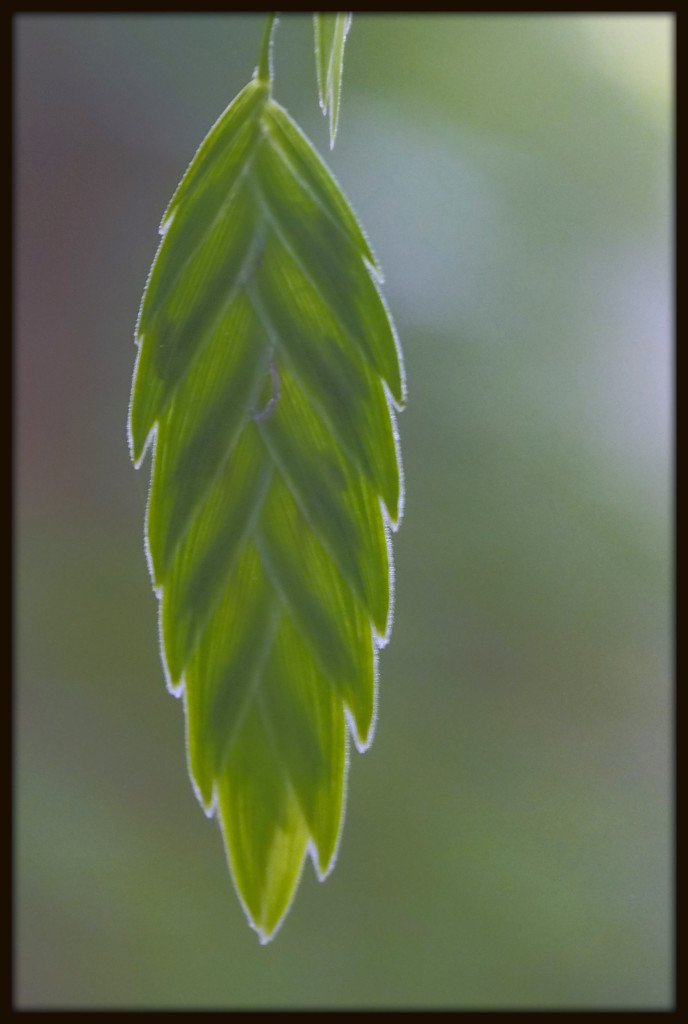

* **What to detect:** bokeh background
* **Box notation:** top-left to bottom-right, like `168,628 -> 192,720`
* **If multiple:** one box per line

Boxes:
15,14 -> 673,1009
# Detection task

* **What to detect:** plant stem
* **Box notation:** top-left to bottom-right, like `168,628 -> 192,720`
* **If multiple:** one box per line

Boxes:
257,13 -> 277,85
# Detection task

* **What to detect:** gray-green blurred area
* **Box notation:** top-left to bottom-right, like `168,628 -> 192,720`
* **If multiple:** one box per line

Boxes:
15,13 -> 672,1009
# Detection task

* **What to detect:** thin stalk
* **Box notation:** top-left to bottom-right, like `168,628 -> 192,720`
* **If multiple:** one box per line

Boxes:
256,13 -> 277,85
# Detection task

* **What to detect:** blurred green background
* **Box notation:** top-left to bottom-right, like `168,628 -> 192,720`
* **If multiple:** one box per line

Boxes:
15,14 -> 672,1009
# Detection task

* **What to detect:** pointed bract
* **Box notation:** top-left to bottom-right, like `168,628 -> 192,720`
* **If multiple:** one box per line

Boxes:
314,13 -> 352,148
